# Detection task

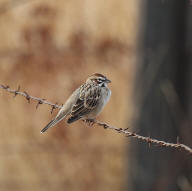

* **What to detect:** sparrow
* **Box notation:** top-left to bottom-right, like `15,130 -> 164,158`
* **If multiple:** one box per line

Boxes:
41,73 -> 111,133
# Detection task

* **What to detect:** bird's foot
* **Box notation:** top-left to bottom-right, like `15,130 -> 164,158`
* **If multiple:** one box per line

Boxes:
84,119 -> 95,127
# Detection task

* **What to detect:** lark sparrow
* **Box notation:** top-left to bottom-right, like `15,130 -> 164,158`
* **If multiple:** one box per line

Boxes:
41,73 -> 111,133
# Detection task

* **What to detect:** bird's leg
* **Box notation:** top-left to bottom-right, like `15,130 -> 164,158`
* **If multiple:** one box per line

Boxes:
85,119 -> 95,127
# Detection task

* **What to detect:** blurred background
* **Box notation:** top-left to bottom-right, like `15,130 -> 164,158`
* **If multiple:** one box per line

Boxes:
0,0 -> 191,191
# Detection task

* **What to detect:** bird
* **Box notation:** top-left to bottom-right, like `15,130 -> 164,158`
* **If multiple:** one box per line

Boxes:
40,73 -> 111,133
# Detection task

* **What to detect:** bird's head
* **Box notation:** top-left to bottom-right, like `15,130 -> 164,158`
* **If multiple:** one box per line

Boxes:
86,73 -> 111,87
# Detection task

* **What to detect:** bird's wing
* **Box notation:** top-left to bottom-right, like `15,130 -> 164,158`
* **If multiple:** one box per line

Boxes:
41,88 -> 80,133
67,84 -> 101,123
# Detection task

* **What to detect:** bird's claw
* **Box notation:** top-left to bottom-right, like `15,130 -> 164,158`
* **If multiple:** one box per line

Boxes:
84,119 -> 95,127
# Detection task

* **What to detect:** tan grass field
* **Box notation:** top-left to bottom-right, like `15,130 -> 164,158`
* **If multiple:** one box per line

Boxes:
0,0 -> 140,190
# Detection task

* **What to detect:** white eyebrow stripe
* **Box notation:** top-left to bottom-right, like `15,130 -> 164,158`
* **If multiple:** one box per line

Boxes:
98,77 -> 105,80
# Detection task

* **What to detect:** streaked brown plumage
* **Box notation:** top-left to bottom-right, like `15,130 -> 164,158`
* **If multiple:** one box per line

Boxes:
41,73 -> 111,133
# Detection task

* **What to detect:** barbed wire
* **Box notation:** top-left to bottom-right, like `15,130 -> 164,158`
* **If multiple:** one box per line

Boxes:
0,84 -> 192,155
0,84 -> 62,113
93,121 -> 192,154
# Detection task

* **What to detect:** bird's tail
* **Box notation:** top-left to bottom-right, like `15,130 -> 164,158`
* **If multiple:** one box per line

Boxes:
41,113 -> 67,133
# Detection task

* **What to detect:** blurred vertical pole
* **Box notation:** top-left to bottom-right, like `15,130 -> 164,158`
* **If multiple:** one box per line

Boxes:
127,0 -> 192,191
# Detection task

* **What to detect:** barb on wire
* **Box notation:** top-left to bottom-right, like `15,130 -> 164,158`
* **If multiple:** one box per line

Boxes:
23,91 -> 31,103
51,102 -> 58,114
0,84 -> 192,155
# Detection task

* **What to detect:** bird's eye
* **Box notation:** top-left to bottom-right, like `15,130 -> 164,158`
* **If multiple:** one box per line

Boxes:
97,79 -> 103,83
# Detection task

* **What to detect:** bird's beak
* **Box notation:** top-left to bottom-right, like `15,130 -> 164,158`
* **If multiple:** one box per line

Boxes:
106,79 -> 111,83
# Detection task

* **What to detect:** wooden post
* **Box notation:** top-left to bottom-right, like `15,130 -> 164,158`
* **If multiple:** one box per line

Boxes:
127,0 -> 192,190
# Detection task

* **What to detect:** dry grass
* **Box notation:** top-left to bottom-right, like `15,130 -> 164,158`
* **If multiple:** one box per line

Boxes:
0,1 -> 139,190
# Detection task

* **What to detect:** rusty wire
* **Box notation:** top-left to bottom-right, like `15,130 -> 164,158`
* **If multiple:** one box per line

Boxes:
93,121 -> 192,155
0,84 -> 192,155
0,84 -> 62,112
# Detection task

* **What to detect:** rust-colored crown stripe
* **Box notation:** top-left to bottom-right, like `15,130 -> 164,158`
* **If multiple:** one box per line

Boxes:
92,73 -> 106,78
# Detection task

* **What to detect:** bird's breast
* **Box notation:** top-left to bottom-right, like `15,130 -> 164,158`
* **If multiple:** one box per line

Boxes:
84,87 -> 111,119
101,87 -> 111,105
